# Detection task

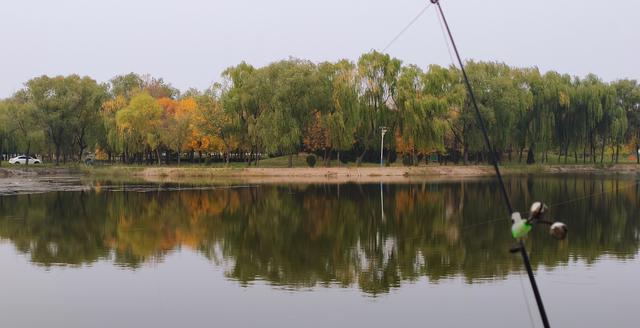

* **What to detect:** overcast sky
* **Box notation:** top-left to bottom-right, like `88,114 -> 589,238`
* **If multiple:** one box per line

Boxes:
1,0 -> 638,98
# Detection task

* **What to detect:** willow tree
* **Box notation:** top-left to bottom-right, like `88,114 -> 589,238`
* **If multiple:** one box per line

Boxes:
26,76 -> 72,164
539,71 -> 574,163
612,79 -> 640,163
520,68 -> 570,164
355,51 -> 401,165
448,62 -> 490,164
594,84 -> 623,163
110,73 -> 144,99
221,62 -> 261,165
327,60 -> 359,165
607,103 -> 628,163
0,101 -> 10,165
256,59 -> 316,167
570,75 -> 606,163
395,64 -> 422,164
310,60 -> 359,166
100,95 -> 128,162
421,65 -> 465,163
3,94 -> 44,164
159,97 -> 197,165
69,76 -> 108,161
116,92 -> 163,163
193,87 -> 236,164
458,61 -> 527,164
304,62 -> 336,165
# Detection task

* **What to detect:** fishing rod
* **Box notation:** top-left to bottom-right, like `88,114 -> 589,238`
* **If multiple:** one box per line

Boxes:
430,1 -> 568,327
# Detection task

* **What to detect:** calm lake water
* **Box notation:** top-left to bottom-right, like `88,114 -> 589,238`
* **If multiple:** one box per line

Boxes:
0,175 -> 638,327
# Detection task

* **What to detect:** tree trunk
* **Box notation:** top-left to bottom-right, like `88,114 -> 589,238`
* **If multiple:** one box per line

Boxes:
55,144 -> 61,165
177,148 -> 181,165
518,147 -> 524,163
386,149 -> 391,167
156,149 -> 161,165
256,147 -> 261,167
526,144 -> 535,165
544,150 -> 548,163
323,148 -> 328,167
337,151 -> 341,167
557,147 -> 562,163
356,149 -> 367,167
463,144 -> 468,165
25,140 -> 31,166
611,146 -> 615,163
288,154 -> 293,168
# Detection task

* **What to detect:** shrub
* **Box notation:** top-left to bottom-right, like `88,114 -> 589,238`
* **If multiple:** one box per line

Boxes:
402,154 -> 412,166
388,151 -> 398,164
306,154 -> 317,167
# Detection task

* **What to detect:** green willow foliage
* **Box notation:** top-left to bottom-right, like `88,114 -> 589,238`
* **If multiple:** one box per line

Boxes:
1,52 -> 639,166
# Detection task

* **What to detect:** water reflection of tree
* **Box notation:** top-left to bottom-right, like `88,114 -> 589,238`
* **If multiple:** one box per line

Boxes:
0,176 -> 637,294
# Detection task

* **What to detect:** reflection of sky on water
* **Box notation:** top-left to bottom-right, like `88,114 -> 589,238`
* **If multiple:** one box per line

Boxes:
0,244 -> 637,328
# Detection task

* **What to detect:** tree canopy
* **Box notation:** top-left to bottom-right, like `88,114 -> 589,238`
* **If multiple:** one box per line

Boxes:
1,53 -> 639,166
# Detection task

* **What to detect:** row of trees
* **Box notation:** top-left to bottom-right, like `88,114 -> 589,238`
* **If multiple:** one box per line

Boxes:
1,51 -> 639,166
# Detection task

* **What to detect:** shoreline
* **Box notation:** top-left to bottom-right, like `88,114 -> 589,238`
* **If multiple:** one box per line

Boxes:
1,164 -> 640,181
0,164 -> 638,193
116,164 -> 640,177
3,164 -> 640,176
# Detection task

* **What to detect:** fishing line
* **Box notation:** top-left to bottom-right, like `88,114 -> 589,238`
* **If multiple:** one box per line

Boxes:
461,179 -> 638,230
547,180 -> 639,209
518,269 -> 537,328
460,217 -> 510,231
381,2 -> 434,53
434,4 -> 457,69
461,180 -> 639,230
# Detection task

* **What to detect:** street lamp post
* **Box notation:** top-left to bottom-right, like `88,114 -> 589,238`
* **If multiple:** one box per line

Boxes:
380,126 -> 388,167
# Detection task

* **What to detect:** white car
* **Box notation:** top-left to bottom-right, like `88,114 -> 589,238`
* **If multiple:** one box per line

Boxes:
8,155 -> 41,165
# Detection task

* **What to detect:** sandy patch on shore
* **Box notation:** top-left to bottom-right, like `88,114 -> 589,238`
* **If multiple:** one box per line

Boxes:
133,165 -> 640,184
138,166 -> 497,177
